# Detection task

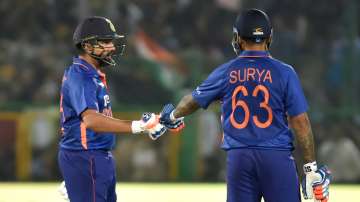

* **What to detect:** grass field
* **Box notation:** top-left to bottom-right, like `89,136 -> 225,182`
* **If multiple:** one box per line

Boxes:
0,183 -> 358,202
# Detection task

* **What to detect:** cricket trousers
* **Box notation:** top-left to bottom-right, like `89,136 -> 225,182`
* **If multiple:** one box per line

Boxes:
226,148 -> 301,202
58,148 -> 117,202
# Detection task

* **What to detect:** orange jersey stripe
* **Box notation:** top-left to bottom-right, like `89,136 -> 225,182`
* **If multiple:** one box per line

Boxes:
80,122 -> 88,150
59,94 -> 63,112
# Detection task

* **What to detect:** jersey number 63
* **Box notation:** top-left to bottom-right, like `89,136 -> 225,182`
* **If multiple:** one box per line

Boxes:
230,85 -> 273,129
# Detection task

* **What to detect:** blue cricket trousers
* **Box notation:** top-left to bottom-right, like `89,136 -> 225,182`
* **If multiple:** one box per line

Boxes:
226,148 -> 301,202
58,149 -> 117,202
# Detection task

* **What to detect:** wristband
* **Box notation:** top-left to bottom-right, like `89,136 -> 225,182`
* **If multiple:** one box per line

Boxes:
131,120 -> 144,134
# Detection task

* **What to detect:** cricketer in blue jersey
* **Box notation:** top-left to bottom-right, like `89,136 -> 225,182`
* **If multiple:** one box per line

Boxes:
58,16 -> 170,202
160,9 -> 331,202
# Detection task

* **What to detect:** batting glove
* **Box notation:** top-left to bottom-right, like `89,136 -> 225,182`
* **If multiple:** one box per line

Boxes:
302,162 -> 331,202
132,112 -> 167,140
160,103 -> 185,132
58,181 -> 69,201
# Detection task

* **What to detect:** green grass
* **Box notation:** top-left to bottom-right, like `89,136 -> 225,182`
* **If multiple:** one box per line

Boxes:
0,183 -> 358,202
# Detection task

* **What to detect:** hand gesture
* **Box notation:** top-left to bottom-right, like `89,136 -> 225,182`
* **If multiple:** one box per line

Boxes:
159,103 -> 185,132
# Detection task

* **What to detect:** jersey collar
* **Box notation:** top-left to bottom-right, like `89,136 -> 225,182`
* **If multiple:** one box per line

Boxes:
239,51 -> 271,58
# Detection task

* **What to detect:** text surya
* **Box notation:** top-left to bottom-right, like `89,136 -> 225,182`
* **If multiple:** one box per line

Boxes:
229,68 -> 272,84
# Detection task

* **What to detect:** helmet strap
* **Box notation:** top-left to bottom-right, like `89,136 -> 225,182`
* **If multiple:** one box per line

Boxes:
231,32 -> 241,55
266,30 -> 273,50
82,41 -> 116,66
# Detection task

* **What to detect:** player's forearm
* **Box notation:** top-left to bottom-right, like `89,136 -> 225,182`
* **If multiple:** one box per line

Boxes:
173,94 -> 200,118
82,112 -> 132,134
289,113 -> 316,163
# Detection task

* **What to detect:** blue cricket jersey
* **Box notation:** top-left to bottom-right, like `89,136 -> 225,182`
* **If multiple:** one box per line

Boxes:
59,57 -> 115,150
192,51 -> 308,150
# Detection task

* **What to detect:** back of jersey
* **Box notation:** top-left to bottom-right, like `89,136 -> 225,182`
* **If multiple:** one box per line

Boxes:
192,50 -> 308,150
222,51 -> 308,149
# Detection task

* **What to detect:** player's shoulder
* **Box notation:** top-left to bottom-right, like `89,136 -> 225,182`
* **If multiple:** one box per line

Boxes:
212,58 -> 238,74
227,57 -> 241,67
68,63 -> 94,79
64,64 -> 96,88
268,57 -> 297,75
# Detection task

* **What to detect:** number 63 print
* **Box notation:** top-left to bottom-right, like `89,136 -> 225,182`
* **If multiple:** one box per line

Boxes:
230,85 -> 273,129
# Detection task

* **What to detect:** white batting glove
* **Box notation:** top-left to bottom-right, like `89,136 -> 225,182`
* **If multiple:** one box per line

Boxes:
131,113 -> 167,140
302,162 -> 331,202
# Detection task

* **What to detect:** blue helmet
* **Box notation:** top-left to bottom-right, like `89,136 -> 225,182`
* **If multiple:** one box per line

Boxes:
232,9 -> 272,55
73,16 -> 125,66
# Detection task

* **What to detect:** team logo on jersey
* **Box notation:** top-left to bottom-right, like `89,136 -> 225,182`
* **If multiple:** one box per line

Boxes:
105,18 -> 116,32
253,28 -> 264,36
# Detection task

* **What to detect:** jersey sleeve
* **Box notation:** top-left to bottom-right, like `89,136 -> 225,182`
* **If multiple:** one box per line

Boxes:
68,76 -> 99,116
191,64 -> 228,109
285,68 -> 309,116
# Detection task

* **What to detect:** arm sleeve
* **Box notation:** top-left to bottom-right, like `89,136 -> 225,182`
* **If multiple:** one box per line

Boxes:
285,68 -> 309,116
191,64 -> 228,109
68,76 -> 99,116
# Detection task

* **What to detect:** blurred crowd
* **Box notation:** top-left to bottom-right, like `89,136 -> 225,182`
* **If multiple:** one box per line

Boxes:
0,0 -> 360,182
